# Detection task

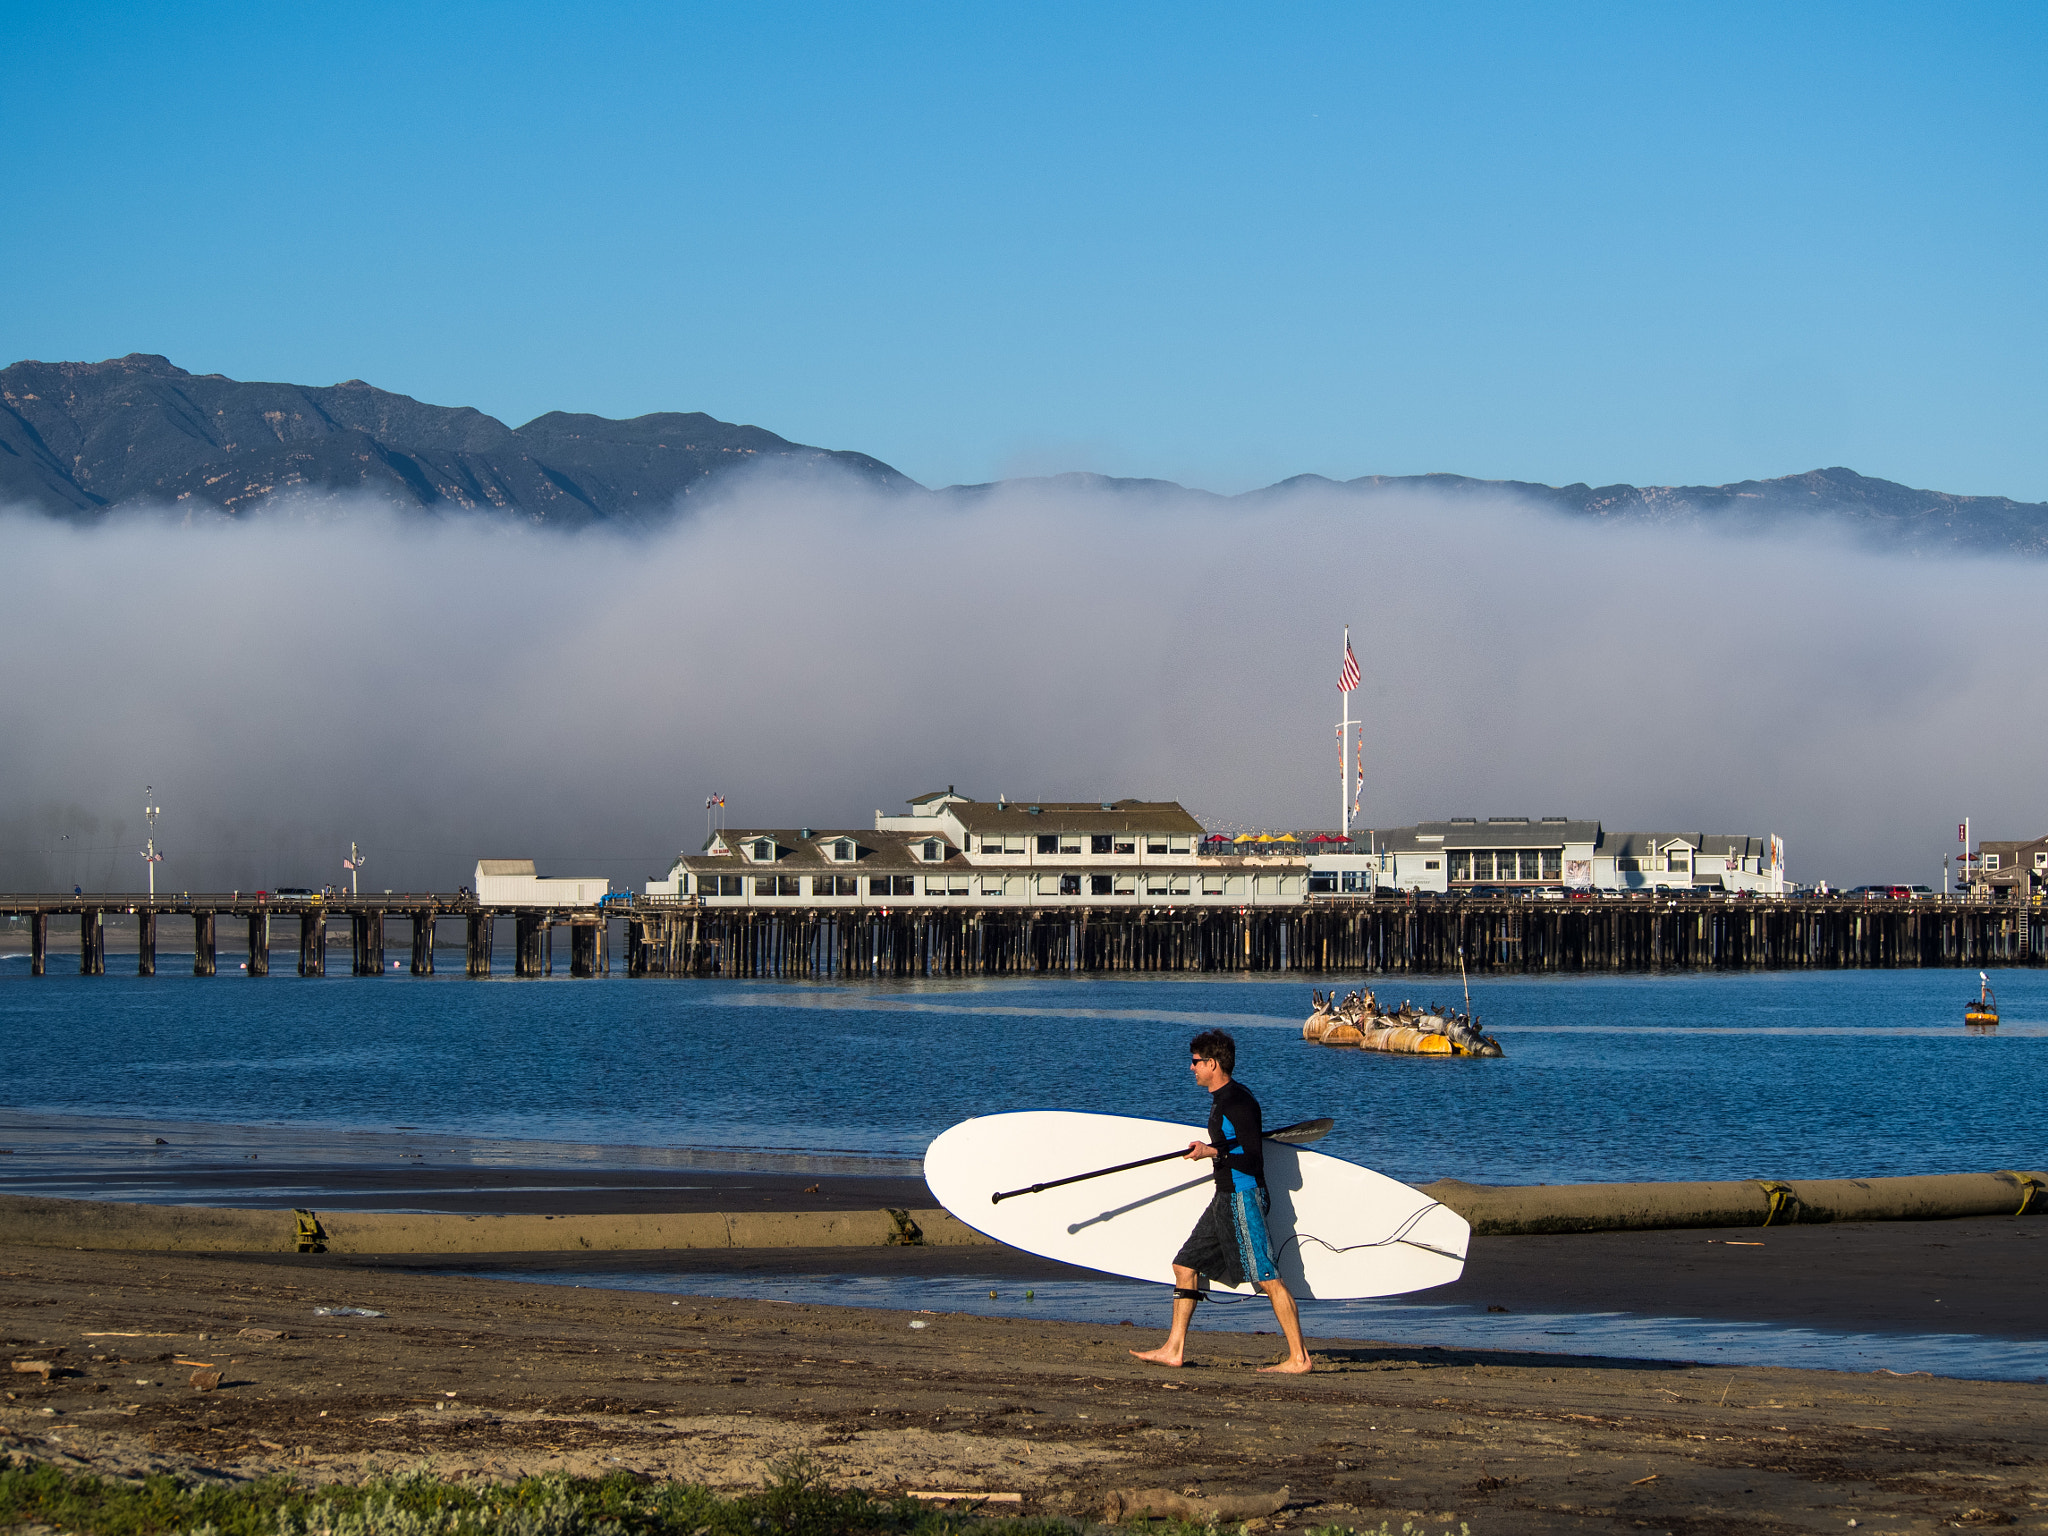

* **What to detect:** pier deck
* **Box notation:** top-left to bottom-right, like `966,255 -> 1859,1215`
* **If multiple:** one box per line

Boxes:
1,893 -> 2040,976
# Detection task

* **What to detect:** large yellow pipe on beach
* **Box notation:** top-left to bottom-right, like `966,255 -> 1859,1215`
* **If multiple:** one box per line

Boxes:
1418,1169 -> 2048,1235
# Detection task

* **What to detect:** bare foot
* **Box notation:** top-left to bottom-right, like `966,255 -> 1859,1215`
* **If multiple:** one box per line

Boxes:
1258,1356 -> 1313,1374
1128,1345 -> 1185,1367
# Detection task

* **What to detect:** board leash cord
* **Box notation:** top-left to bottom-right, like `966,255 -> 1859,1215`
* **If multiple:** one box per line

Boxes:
1276,1201 -> 1464,1265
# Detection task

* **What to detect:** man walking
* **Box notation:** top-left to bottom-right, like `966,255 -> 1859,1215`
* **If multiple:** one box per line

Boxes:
1130,1028 -> 1312,1373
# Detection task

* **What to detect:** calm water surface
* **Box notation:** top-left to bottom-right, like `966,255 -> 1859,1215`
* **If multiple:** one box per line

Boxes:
2,962 -> 2042,1184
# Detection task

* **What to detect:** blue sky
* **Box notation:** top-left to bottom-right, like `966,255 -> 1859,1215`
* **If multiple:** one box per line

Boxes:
6,2 -> 2044,496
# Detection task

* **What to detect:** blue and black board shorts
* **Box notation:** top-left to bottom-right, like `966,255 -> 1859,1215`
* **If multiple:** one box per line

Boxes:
1174,1186 -> 1281,1289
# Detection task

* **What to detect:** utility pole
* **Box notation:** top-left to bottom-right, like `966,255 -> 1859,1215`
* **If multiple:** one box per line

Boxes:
141,787 -> 163,897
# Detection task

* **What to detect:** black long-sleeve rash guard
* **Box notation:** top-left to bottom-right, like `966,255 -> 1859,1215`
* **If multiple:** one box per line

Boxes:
1206,1079 -> 1266,1195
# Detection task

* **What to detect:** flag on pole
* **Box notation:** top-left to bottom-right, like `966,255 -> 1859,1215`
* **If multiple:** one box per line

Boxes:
1352,724 -> 1364,815
1339,642 -> 1360,693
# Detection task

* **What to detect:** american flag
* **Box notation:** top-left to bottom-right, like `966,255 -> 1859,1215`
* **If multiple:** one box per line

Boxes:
1339,642 -> 1360,693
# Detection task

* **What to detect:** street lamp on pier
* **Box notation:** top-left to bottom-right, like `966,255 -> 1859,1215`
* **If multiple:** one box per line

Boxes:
345,842 -> 365,897
142,788 -> 164,897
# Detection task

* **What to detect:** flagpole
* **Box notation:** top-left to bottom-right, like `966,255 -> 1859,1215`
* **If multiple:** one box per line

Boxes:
1339,625 -> 1352,840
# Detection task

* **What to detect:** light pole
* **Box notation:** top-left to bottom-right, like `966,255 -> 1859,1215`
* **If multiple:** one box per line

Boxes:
142,788 -> 163,897
345,842 -> 365,897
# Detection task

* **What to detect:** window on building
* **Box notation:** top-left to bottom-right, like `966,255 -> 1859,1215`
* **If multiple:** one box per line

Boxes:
755,875 -> 801,896
870,875 -> 915,896
1035,873 -> 1062,895
1146,838 -> 1169,854
751,839 -> 775,862
1202,874 -> 1227,895
703,873 -> 744,897
814,875 -> 858,896
1114,875 -> 1136,895
832,839 -> 855,862
925,875 -> 962,896
923,838 -> 945,862
1616,857 -> 1641,872
1541,850 -> 1562,880
1059,874 -> 1081,896
1341,870 -> 1370,893
1423,861 -> 1439,871
980,875 -> 1009,896
1114,840 -> 1136,855
1090,874 -> 1114,895
1448,851 -> 1472,881
1036,835 -> 1059,855
1145,876 -> 1170,895
1004,837 -> 1027,855
1667,850 -> 1691,872
1059,839 -> 1082,855
1254,875 -> 1277,896
1091,835 -> 1113,855
1519,850 -> 1541,880
981,840 -> 1004,854
1984,854 -> 2001,869
1168,877 -> 1190,896
1308,872 -> 1337,893
1469,851 -> 1493,881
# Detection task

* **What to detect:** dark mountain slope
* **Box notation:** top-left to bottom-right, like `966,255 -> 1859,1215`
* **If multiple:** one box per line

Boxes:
0,354 -> 914,523
7,354 -> 2044,555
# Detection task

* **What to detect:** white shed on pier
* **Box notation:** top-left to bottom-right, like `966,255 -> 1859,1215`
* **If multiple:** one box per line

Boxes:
473,859 -> 610,907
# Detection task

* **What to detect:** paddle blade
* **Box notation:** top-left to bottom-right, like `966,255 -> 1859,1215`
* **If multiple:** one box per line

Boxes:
1267,1117 -> 1335,1144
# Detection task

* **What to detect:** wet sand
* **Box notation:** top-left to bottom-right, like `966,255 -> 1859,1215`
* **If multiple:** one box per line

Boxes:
7,1160 -> 2042,1341
2,1244 -> 2042,1535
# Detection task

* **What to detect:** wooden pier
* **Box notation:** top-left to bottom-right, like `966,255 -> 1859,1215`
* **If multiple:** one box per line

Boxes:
7,892 -> 2034,979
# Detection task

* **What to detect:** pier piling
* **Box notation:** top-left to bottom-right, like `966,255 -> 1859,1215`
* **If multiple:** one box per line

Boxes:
246,914 -> 268,976
193,910 -> 215,976
136,910 -> 156,977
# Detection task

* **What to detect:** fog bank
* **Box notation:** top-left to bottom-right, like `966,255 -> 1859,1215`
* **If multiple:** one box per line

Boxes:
0,476 -> 2032,893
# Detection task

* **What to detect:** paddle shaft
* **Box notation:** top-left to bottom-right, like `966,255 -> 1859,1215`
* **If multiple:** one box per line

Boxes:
990,1118 -> 1331,1204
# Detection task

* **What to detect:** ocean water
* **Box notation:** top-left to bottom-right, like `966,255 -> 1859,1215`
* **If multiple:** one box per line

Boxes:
1,961 -> 2042,1186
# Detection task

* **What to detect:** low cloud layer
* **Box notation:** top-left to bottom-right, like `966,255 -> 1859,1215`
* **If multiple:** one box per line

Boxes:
1,475 -> 2034,894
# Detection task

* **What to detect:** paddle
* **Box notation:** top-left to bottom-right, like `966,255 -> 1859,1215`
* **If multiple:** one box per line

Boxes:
990,1118 -> 1335,1204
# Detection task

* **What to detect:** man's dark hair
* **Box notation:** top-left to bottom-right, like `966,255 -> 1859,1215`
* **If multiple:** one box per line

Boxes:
1189,1028 -> 1235,1075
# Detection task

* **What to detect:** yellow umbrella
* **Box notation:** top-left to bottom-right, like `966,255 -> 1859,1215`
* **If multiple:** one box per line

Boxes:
1256,833 -> 1276,843
1232,833 -> 1258,843
1274,833 -> 1298,842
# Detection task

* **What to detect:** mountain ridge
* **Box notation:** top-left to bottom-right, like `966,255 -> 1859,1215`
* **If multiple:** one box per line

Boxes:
5,354 -> 2045,554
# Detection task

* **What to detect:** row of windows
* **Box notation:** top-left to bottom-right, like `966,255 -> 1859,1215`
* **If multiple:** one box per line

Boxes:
977,834 -> 1194,856
1450,849 -> 1565,882
1614,854 -> 1690,873
691,872 -> 1297,898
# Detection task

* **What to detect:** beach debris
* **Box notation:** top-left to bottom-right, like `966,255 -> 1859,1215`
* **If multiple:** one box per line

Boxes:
909,1320 -> 928,1329
10,1361 -> 55,1381
236,1328 -> 285,1340
312,1307 -> 384,1318
909,1492 -> 1022,1503
190,1367 -> 223,1391
154,1137 -> 168,1145
1103,1485 -> 1290,1522
802,1183 -> 821,1194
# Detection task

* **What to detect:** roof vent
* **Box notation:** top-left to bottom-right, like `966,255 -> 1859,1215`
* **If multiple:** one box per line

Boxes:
799,827 -> 812,839
1449,816 -> 1477,825
1101,802 -> 1114,811
1027,806 -> 1041,815
1490,816 -> 1529,824
1541,816 -> 1569,823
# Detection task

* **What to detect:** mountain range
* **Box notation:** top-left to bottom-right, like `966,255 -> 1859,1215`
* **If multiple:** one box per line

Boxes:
5,353 -> 2044,555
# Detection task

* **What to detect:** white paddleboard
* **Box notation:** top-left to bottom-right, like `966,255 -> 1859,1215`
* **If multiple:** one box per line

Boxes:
924,1110 -> 1468,1300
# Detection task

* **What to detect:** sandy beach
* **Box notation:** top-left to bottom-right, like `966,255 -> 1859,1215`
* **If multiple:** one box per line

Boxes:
2,1156 -> 2045,1533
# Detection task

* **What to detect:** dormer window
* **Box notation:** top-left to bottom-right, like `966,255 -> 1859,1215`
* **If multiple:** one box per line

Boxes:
833,839 -> 855,862
922,838 -> 945,862
751,838 -> 776,862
